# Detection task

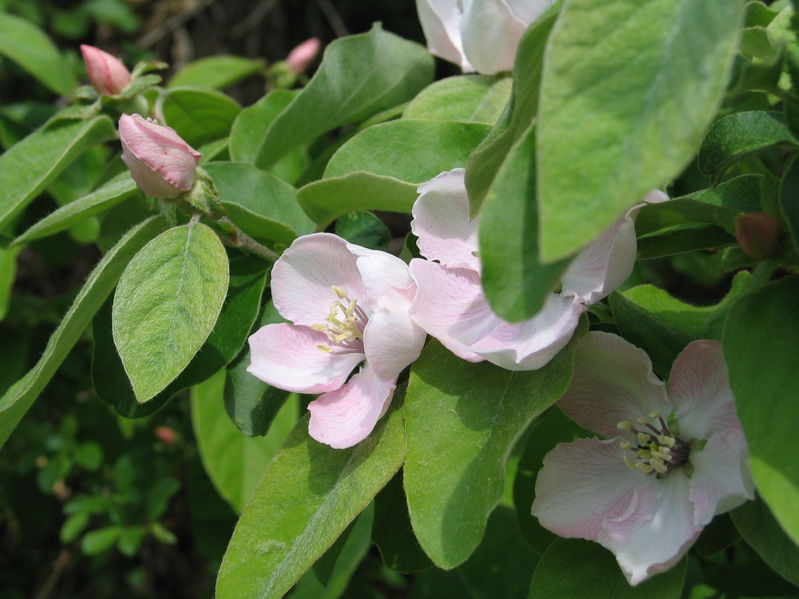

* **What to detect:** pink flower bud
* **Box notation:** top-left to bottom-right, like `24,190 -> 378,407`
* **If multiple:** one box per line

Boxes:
286,37 -> 321,74
735,212 -> 782,259
154,426 -> 178,445
119,114 -> 202,199
80,44 -> 132,96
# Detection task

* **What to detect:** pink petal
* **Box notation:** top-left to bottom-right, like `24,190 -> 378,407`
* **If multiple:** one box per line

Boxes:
689,428 -> 755,525
668,340 -> 741,440
599,468 -> 701,585
308,366 -> 396,449
81,44 -> 131,95
286,37 -> 321,74
461,0 -> 528,74
411,169 -> 481,271
271,233 -> 367,327
533,437 -> 653,540
415,0 -> 472,71
557,332 -> 671,438
348,243 -> 415,305
247,323 -> 363,393
469,293 -> 585,370
363,307 -> 426,381
409,259 -> 487,362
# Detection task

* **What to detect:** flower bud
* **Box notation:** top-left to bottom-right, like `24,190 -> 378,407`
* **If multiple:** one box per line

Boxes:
286,37 -> 321,74
735,212 -> 782,259
80,44 -> 132,96
119,114 -> 201,199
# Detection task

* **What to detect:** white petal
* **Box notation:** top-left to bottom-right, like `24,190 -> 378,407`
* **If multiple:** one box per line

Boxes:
505,0 -> 555,23
411,169 -> 481,271
247,323 -> 363,393
557,332 -> 671,438
470,293 -> 584,370
461,0 -> 527,74
271,233 -> 367,327
348,243 -> 415,305
307,366 -> 396,449
689,428 -> 755,525
363,306 -> 426,381
415,0 -> 473,71
533,437 -> 652,540
669,340 -> 741,440
601,469 -> 701,586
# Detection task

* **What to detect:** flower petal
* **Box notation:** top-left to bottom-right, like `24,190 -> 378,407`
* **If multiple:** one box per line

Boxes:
364,304 -> 426,381
557,332 -> 671,438
689,428 -> 755,525
533,437 -> 653,540
348,243 -> 415,304
409,259 -> 488,362
247,323 -> 363,393
599,468 -> 701,586
411,169 -> 481,271
470,293 -> 584,370
415,0 -> 472,71
308,366 -> 396,449
461,0 -> 527,75
669,340 -> 741,440
271,233 -> 367,327
505,0 -> 555,23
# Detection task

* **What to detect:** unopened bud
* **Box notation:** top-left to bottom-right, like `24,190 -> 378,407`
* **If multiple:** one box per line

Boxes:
286,37 -> 321,74
154,426 -> 178,445
735,212 -> 782,259
80,44 -> 132,96
119,114 -> 201,199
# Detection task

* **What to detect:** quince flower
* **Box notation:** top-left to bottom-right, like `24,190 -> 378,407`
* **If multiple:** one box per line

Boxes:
119,114 -> 201,199
415,0 -> 555,74
247,233 -> 426,449
80,44 -> 132,96
408,168 -> 667,370
532,332 -> 754,585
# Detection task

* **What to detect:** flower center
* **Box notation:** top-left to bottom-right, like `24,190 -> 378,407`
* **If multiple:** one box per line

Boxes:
311,286 -> 368,354
616,413 -> 690,477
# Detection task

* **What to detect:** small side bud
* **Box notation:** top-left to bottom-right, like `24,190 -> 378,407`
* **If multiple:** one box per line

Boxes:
735,212 -> 782,259
118,114 -> 201,199
80,44 -> 132,95
286,37 -> 321,74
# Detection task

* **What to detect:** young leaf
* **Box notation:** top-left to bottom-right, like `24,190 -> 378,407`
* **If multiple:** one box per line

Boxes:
723,275 -> 799,545
0,114 -> 116,231
215,398 -> 406,599
403,75 -> 511,124
112,222 -> 229,403
404,325 -> 584,570
160,86 -> 241,147
191,369 -> 298,514
168,55 -> 265,89
255,23 -> 434,169
0,217 -> 161,449
229,90 -> 296,164
537,0 -> 745,261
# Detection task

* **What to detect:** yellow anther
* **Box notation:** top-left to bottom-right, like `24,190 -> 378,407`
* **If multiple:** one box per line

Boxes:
347,298 -> 357,314
635,462 -> 653,473
317,344 -> 332,352
620,441 -> 632,450
331,285 -> 348,299
650,458 -> 667,474
637,416 -> 649,425
651,450 -> 671,461
648,411 -> 661,419
617,420 -> 633,431
658,435 -> 675,448
623,455 -> 637,470
635,449 -> 651,460
637,432 -> 651,444
311,324 -> 329,332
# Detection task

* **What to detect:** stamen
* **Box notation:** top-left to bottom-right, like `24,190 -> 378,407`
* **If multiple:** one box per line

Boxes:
331,285 -> 348,299
616,412 -> 691,478
617,421 -> 633,431
313,286 -> 368,355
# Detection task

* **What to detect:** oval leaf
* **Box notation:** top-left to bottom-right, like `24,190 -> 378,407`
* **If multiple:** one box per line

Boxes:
160,86 -> 241,147
112,222 -> 229,403
168,55 -> 264,89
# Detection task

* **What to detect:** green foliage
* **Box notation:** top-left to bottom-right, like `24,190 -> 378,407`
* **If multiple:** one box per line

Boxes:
168,55 -> 265,90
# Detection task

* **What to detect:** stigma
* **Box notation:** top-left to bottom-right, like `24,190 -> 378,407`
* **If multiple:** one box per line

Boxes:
617,412 -> 690,477
312,286 -> 368,354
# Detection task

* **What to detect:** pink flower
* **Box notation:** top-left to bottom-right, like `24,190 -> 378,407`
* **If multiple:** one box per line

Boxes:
247,233 -> 426,449
415,0 -> 555,74
80,44 -> 132,96
118,114 -> 201,199
286,37 -> 321,74
532,332 -> 754,585
408,168 -> 667,370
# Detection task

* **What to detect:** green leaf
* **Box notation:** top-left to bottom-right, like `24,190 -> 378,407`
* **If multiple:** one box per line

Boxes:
112,222 -> 229,402
404,326 -> 585,570
723,275 -> 799,545
255,24 -> 434,169
636,224 -> 736,259
731,496 -> 799,587
11,172 -> 140,245
528,538 -> 686,598
0,13 -> 77,95
479,125 -> 572,321
168,55 -> 265,89
325,120 -> 490,183
229,90 -> 295,164
203,161 -> 315,245
334,210 -> 390,251
160,86 -> 241,147
191,369 -> 298,514
403,75 -> 511,124
0,246 -> 20,320
298,172 -> 417,228
611,271 -> 754,376
779,154 -> 799,249
60,511 -> 91,543
81,526 -> 123,556
0,217 -> 161,449
215,398 -> 406,599
537,0 -> 746,261
117,526 -> 147,557
74,441 -> 103,470
0,114 -> 116,231
698,111 -> 799,183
